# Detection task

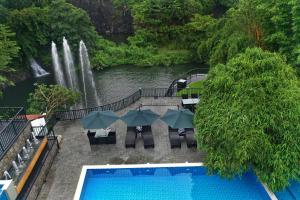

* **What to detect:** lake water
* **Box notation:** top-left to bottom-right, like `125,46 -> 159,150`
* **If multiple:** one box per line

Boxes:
0,64 -> 205,108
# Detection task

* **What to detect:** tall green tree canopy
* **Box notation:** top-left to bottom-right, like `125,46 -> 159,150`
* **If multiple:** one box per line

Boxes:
194,48 -> 300,191
48,0 -> 98,52
0,24 -> 19,95
1,0 -> 98,68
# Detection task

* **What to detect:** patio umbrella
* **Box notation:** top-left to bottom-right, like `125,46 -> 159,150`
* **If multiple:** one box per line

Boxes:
80,111 -> 119,129
121,109 -> 159,126
160,109 -> 194,129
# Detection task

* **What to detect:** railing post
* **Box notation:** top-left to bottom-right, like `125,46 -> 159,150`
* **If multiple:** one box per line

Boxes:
50,129 -> 60,149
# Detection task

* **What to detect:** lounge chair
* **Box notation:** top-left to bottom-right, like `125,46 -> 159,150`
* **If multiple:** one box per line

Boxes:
181,94 -> 188,99
142,125 -> 154,149
185,128 -> 197,148
168,127 -> 181,148
125,127 -> 137,148
191,93 -> 199,98
87,130 -> 116,145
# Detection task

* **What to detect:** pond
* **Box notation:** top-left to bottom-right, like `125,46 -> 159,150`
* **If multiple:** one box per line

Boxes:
0,64 -> 207,108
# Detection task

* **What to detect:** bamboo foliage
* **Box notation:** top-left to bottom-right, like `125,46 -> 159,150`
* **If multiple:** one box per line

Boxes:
194,48 -> 300,191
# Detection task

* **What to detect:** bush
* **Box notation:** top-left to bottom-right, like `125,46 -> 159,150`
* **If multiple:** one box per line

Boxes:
194,48 -> 300,191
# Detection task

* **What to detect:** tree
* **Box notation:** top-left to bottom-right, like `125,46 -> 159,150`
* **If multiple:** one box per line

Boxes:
197,0 -> 273,66
0,24 -> 19,96
194,48 -> 300,191
0,0 -> 51,9
292,0 -> 300,70
6,0 -> 99,68
8,7 -> 50,61
27,84 -> 80,116
48,0 -> 98,52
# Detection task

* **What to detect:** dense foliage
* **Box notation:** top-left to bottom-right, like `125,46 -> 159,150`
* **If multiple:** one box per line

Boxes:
6,0 -> 98,66
0,0 -> 98,88
1,0 -> 300,78
27,83 -> 80,116
194,48 -> 300,191
93,0 -> 300,73
92,0 -> 204,68
0,24 -> 19,95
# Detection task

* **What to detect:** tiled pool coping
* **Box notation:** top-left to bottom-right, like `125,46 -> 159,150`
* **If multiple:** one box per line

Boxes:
73,163 -> 278,200
0,180 -> 17,199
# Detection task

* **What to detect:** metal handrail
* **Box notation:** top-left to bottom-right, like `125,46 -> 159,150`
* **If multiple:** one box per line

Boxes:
0,107 -> 29,159
185,68 -> 209,76
0,107 -> 27,133
166,67 -> 209,96
54,87 -> 203,121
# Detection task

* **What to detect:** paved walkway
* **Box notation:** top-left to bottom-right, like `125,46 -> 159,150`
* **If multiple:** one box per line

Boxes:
187,74 -> 207,84
37,97 -> 205,200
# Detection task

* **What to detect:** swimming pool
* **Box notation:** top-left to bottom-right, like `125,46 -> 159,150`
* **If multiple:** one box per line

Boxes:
0,184 -> 8,200
74,163 -> 275,200
275,181 -> 300,200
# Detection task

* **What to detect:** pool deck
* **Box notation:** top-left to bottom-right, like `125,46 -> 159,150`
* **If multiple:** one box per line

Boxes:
37,97 -> 206,200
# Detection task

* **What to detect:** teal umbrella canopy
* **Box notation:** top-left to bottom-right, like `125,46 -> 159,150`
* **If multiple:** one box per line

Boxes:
121,109 -> 160,126
80,111 -> 119,129
161,109 -> 194,128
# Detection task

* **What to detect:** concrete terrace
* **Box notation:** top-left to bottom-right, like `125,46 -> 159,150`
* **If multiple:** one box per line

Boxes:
37,97 -> 206,200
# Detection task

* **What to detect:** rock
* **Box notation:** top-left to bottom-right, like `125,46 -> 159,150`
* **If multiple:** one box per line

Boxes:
6,69 -> 31,84
67,0 -> 133,37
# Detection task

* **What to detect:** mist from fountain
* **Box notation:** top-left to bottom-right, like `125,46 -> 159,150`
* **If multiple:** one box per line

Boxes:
12,161 -> 20,175
3,171 -> 11,180
79,40 -> 100,107
32,132 -> 39,145
51,42 -> 66,86
63,37 -> 79,91
17,154 -> 24,168
30,59 -> 50,78
26,139 -> 33,148
22,146 -> 29,160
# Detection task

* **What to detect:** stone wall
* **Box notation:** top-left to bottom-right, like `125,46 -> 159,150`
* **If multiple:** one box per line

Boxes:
0,124 -> 32,176
26,142 -> 58,200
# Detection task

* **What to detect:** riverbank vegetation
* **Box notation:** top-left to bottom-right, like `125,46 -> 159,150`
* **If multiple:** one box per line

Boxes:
1,0 -> 300,81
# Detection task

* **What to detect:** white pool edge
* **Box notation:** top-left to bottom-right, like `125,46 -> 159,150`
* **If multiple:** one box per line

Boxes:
262,184 -> 278,200
73,162 -> 277,200
0,180 -> 18,200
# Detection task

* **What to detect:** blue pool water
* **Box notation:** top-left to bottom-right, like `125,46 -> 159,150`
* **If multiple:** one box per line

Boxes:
80,166 -> 271,200
275,181 -> 300,200
0,185 -> 8,200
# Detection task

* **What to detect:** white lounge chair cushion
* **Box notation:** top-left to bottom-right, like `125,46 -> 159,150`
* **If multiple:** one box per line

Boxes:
94,129 -> 109,138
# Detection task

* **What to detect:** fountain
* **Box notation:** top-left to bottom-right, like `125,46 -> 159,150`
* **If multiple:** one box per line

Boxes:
30,59 -> 50,78
3,171 -> 11,180
63,37 -> 79,91
22,147 -> 29,160
26,139 -> 33,152
31,132 -> 39,145
79,40 -> 100,107
51,42 -> 66,87
17,154 -> 24,168
12,161 -> 20,175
